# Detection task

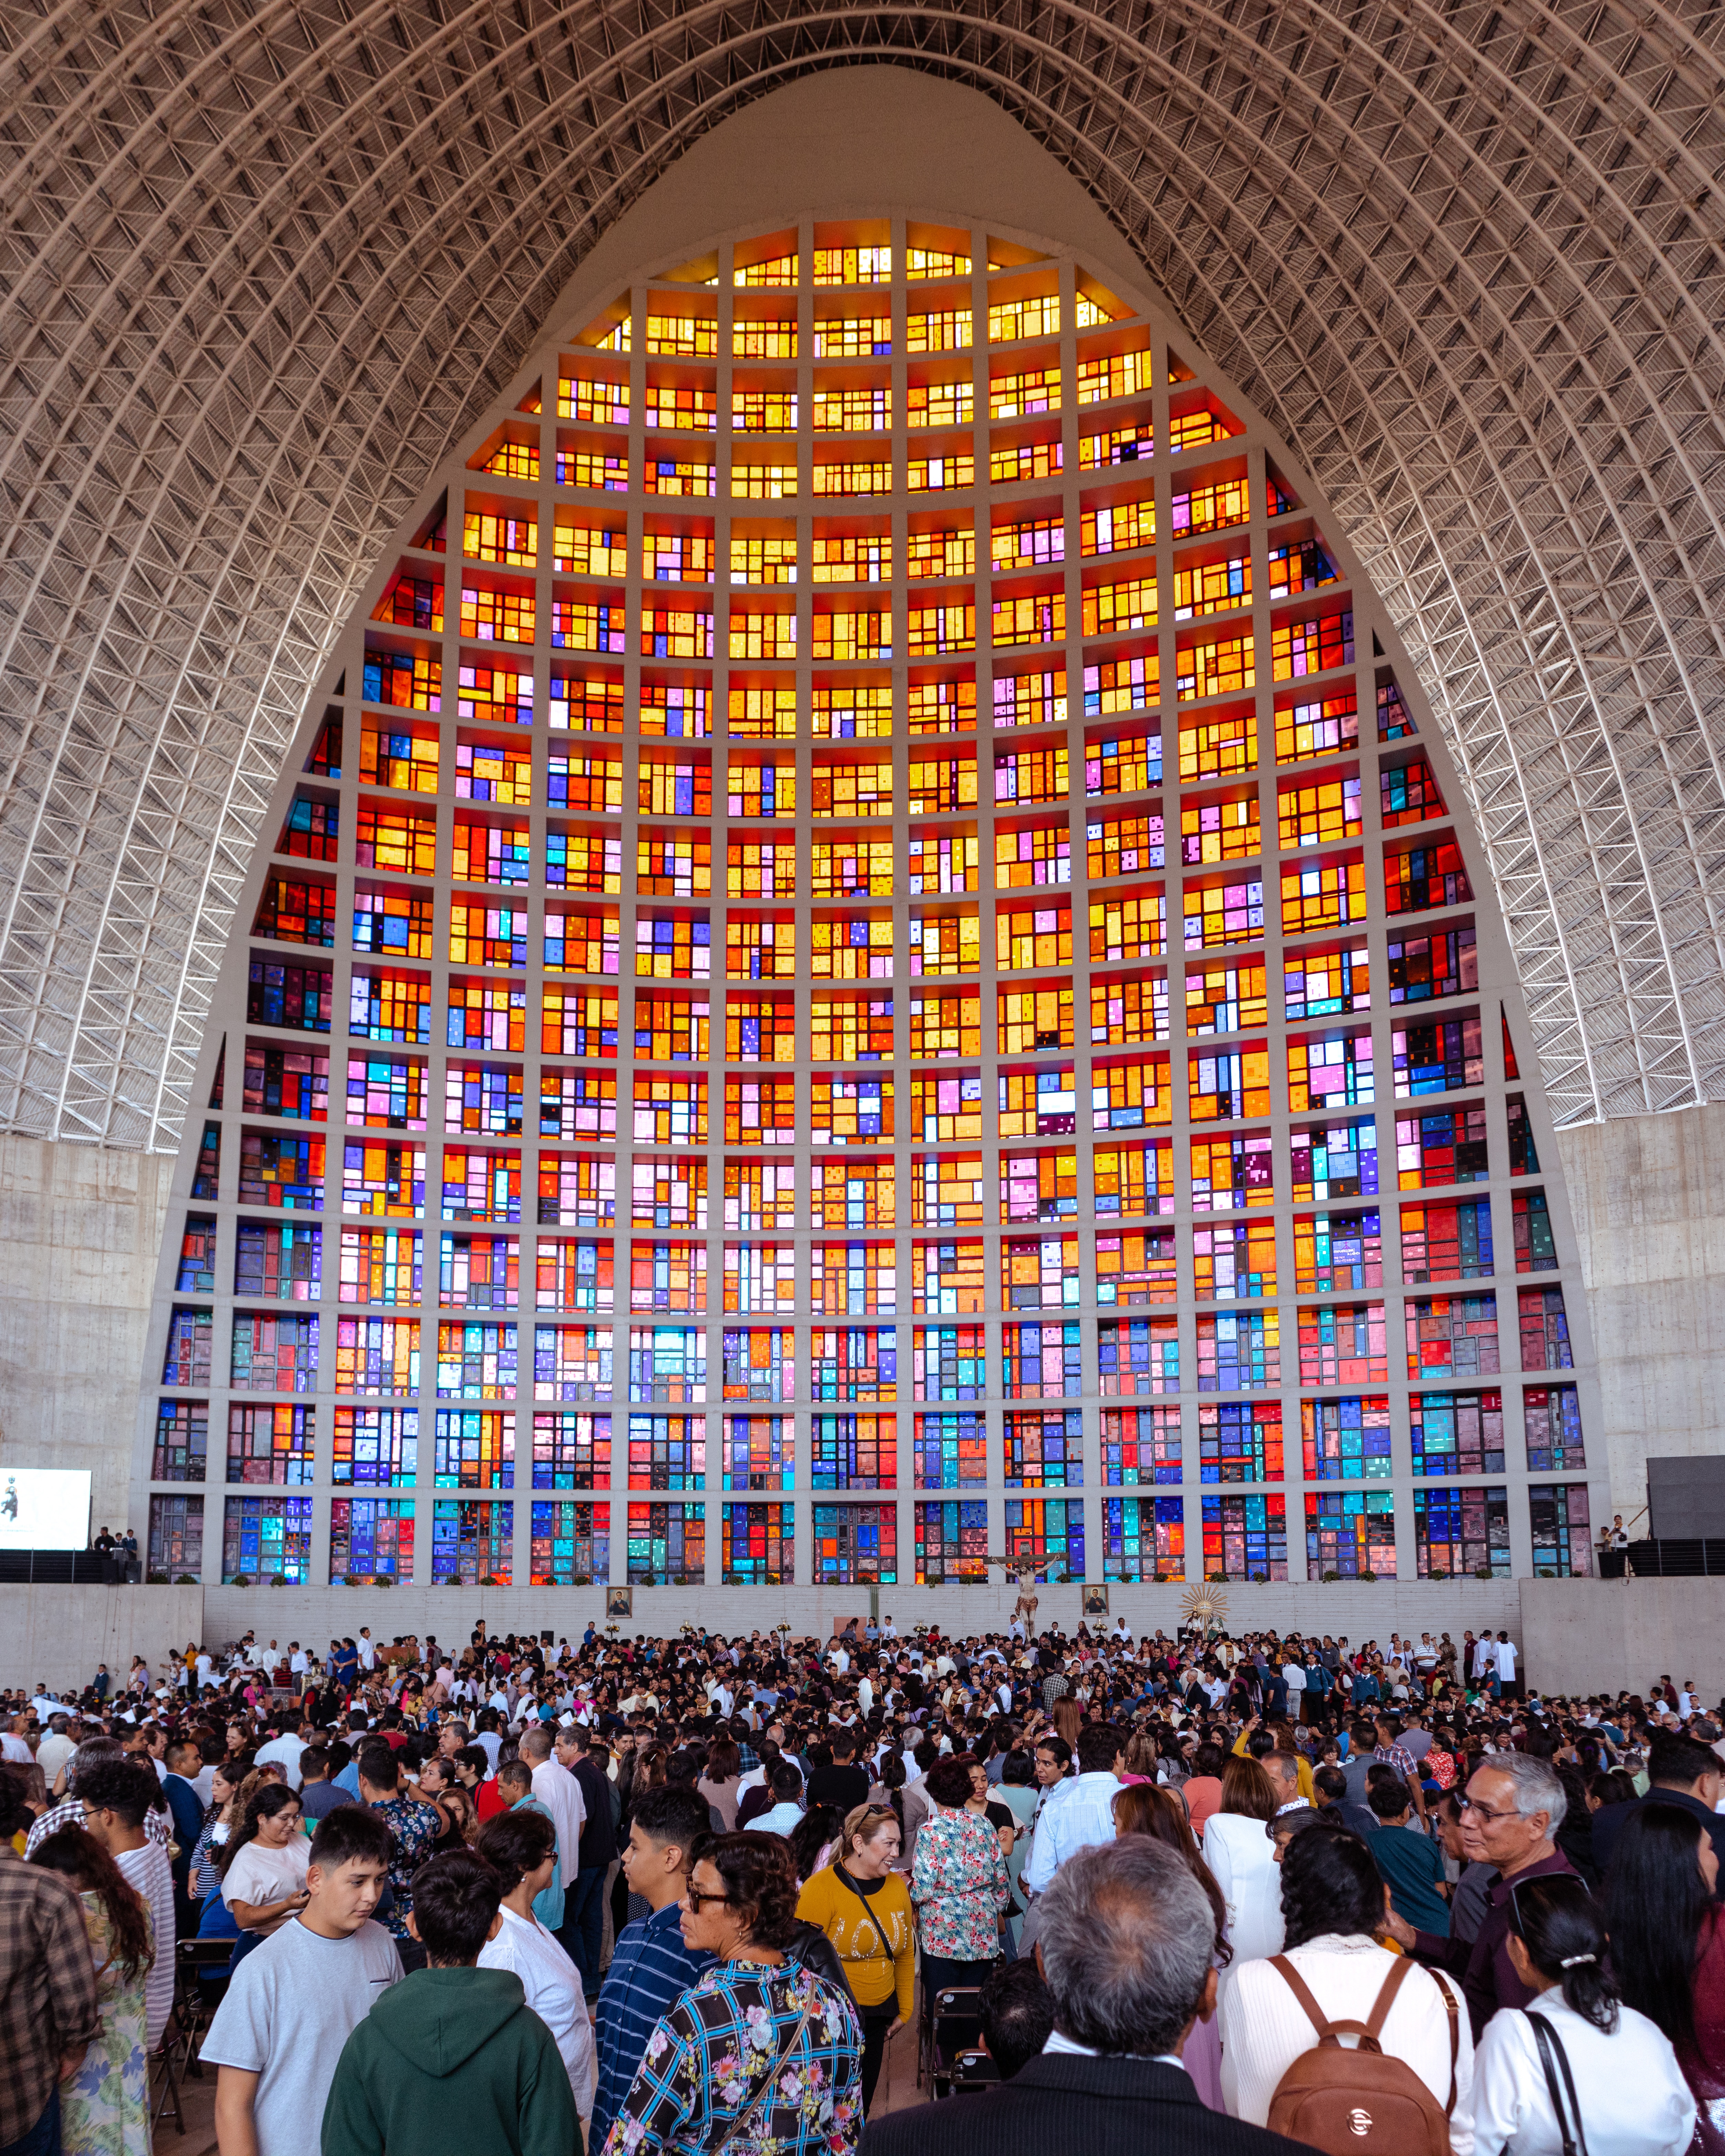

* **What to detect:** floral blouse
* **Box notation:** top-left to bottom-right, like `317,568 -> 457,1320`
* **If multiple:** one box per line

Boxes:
605,1958 -> 862,2156
909,1804 -> 1010,1961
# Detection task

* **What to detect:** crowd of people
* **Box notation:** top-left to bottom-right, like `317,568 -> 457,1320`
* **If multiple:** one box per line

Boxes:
2,1609 -> 1723,2156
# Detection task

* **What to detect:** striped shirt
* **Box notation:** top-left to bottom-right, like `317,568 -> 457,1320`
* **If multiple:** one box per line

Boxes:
592,1902 -> 715,2151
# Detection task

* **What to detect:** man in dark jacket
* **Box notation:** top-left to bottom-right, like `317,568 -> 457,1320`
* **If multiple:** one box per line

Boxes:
1591,1729 -> 1725,1881
861,1838 -> 1308,2156
1384,1753 -> 1578,2037
555,1720 -> 618,1998
321,1848 -> 574,2156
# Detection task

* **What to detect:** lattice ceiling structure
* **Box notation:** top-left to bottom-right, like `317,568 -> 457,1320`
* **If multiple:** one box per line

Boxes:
2,2 -> 1724,1152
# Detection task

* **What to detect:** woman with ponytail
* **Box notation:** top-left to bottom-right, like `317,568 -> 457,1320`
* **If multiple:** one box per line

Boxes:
1472,1872 -> 1694,2153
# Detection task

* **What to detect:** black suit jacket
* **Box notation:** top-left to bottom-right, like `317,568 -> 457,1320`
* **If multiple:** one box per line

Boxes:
1591,1786 -> 1725,1883
860,2053 -> 1315,2156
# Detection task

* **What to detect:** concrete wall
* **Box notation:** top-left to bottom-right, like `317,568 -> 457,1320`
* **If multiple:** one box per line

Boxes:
1555,1102 -> 1725,1521
198,1577 -> 1520,1659
9,1576 -> 1720,1699
0,1133 -> 176,1531
1518,1576 -> 1725,1704
0,1583 -> 205,1696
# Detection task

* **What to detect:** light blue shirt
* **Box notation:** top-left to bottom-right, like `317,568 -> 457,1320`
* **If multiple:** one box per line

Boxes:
1025,1771 -> 1122,1894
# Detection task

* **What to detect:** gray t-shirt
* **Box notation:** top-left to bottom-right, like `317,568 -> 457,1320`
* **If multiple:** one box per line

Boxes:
202,1914 -> 402,2154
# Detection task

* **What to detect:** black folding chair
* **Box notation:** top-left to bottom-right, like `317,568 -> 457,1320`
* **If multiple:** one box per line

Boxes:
924,1986 -> 985,2098
945,2048 -> 1001,2097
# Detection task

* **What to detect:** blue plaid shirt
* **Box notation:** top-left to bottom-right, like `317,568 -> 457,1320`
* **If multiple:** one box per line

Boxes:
593,1904 -> 715,2150
603,1958 -> 861,2156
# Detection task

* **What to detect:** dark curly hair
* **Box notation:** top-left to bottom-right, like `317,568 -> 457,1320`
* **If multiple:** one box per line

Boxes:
923,1756 -> 975,1809
692,1830 -> 800,1949
475,1805 -> 556,1897
1278,1820 -> 1384,1948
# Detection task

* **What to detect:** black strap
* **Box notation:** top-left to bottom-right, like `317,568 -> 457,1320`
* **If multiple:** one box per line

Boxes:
1528,2012 -> 1589,2156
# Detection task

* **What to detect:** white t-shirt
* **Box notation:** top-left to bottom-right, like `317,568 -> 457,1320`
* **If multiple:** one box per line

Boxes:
220,1835 -> 311,1911
0,1733 -> 32,1763
1495,1640 -> 1518,1681
478,1905 -> 595,2119
116,1840 -> 176,2050
202,1916 -> 402,2156
1472,1994 -> 1693,2155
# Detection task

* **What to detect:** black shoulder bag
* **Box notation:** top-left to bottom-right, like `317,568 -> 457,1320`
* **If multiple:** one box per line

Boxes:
1527,2011 -> 1590,2156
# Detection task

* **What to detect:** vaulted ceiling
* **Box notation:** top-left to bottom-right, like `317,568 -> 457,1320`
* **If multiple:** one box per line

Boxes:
2,0 -> 1724,1147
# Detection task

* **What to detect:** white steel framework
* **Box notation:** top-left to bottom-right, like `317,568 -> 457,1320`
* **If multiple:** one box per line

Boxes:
0,13 -> 1723,1144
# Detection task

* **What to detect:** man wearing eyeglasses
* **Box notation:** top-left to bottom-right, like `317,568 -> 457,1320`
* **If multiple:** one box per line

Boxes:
1381,1751 -> 1577,2038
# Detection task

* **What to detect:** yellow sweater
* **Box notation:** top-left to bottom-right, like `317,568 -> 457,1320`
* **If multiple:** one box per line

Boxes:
1231,1729 -> 1316,1803
795,1866 -> 916,2021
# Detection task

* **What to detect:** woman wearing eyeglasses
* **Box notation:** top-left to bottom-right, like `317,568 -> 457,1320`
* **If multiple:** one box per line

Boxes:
602,1830 -> 863,2156
1471,1872 -> 1695,2154
796,1803 -> 915,2114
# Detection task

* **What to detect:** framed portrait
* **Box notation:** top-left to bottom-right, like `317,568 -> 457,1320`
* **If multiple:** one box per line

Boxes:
1082,1584 -> 1110,1619
606,1585 -> 634,1620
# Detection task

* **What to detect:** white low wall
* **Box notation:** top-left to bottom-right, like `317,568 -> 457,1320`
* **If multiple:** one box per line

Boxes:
3,1576 -> 1622,1696
0,1584 -> 205,1695
198,1577 -> 1522,1661
1519,1576 -> 1725,1703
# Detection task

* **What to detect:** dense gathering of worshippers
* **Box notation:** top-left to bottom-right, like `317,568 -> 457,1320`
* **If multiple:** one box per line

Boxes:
3,1609 -> 1724,2156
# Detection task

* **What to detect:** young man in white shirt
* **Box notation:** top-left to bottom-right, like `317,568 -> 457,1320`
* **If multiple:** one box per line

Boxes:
78,1758 -> 177,2051
1493,1631 -> 1520,1700
356,1628 -> 377,1672
204,1806 -> 401,2156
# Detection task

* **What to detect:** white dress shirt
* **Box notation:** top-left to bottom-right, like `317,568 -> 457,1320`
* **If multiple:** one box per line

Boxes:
1202,1812 -> 1285,1972
1471,1994 -> 1693,2155
1024,1771 -> 1121,1894
478,1904 -> 595,2121
1219,1934 -> 1473,2152
254,1732 -> 306,1789
531,1756 -> 587,1887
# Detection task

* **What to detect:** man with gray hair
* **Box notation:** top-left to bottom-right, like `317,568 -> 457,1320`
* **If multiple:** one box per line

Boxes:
860,1839 -> 1308,2156
1384,1750 -> 1577,2038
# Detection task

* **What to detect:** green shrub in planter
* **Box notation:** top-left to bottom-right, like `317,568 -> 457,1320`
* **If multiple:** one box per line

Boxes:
1474,1564 -> 1496,1578
1360,1569 -> 1377,1582
146,1570 -> 169,1584
174,1574 -> 198,1586
1537,1567 -> 1556,1578
374,1574 -> 394,1587
229,1573 -> 250,1587
1321,1569 -> 1341,1582
269,1573 -> 288,1586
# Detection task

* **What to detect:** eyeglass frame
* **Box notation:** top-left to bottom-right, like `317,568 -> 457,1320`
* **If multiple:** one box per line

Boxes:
683,1888 -> 736,1910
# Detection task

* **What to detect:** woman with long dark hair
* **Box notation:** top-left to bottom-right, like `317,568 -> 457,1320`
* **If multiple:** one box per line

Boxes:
1605,1803 -> 1725,2147
1472,1871 -> 1694,2153
30,1826 -> 153,2155
1218,1820 -> 1471,2132
216,1780 -> 308,1936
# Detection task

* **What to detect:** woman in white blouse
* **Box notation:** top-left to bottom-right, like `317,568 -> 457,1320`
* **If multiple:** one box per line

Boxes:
475,1804 -> 595,2128
1219,1820 -> 1474,2152
1472,1872 -> 1694,2156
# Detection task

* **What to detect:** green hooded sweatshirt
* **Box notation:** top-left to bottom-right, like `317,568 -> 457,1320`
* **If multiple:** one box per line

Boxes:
320,1965 -> 580,2156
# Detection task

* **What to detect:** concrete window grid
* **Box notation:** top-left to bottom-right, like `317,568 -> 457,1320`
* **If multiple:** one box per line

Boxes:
132,213 -> 1605,1589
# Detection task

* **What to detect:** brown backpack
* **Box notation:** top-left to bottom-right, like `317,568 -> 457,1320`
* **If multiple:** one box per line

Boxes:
1263,1953 -> 1458,2156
